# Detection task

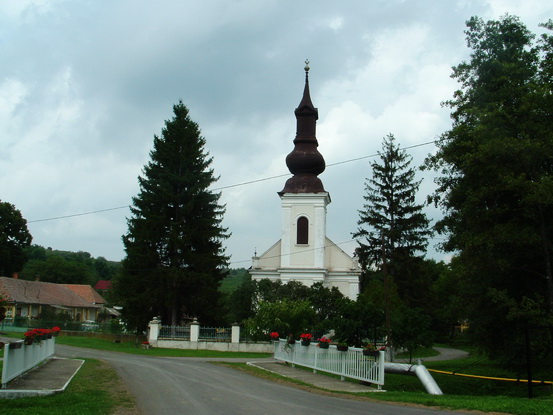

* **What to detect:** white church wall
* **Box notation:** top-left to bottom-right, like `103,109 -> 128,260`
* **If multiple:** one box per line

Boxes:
252,240 -> 281,269
324,237 -> 360,270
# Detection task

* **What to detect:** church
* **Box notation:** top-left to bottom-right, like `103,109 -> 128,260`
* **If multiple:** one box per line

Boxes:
249,62 -> 361,299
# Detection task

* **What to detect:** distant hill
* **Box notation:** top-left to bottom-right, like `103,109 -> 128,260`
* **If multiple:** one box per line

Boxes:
219,268 -> 249,293
19,245 -> 121,285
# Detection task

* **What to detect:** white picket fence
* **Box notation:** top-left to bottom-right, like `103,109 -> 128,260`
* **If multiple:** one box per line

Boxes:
273,339 -> 385,387
1,338 -> 56,388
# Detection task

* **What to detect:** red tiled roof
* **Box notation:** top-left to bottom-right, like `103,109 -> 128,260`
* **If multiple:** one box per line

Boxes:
63,284 -> 106,305
94,280 -> 112,290
0,277 -> 100,308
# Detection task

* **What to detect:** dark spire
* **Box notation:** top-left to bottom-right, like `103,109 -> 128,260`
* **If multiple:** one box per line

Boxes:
279,60 -> 326,195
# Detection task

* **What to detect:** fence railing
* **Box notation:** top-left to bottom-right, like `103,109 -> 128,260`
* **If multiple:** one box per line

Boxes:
273,339 -> 385,387
148,319 -> 271,352
199,327 -> 231,342
2,338 -> 56,388
152,320 -> 239,343
159,325 -> 191,340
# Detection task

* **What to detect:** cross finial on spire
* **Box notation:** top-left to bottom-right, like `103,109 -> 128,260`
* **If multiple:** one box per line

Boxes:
304,59 -> 310,73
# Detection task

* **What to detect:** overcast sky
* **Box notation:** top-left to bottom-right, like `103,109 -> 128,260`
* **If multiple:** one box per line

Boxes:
1,0 -> 551,267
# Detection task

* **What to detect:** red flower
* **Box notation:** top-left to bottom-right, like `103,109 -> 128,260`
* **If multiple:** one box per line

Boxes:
317,337 -> 331,344
270,332 -> 279,340
300,333 -> 312,341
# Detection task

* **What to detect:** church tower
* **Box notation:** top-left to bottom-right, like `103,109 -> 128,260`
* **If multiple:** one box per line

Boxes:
250,62 -> 360,299
279,61 -> 329,275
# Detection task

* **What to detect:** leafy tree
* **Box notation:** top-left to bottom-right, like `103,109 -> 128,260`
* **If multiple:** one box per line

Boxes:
332,297 -> 385,348
425,16 -> 553,364
20,256 -> 96,285
305,282 -> 347,334
0,201 -> 32,276
427,258 -> 465,341
0,295 -> 8,323
244,299 -> 316,341
93,257 -> 119,281
392,305 -> 433,363
20,245 -> 119,285
232,279 -> 347,339
224,273 -> 256,325
353,134 -> 431,294
114,101 -> 229,332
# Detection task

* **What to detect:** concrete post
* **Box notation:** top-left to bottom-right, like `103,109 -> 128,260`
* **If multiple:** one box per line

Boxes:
148,317 -> 161,346
190,319 -> 200,342
231,323 -> 240,343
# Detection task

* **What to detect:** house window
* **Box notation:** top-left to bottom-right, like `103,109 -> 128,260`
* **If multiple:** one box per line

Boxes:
297,216 -> 308,244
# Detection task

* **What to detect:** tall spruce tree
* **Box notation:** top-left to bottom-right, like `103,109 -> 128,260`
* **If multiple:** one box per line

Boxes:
353,134 -> 431,294
115,101 -> 229,332
425,16 -> 553,364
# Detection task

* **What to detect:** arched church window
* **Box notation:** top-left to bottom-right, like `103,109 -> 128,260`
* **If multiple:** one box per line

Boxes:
297,216 -> 308,244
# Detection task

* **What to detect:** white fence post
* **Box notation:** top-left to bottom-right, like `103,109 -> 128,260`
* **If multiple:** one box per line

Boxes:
190,319 -> 200,342
148,317 -> 161,346
231,323 -> 240,344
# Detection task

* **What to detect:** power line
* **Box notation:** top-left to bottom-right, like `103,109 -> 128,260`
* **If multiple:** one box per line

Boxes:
28,206 -> 130,223
27,140 -> 437,223
229,238 -> 357,265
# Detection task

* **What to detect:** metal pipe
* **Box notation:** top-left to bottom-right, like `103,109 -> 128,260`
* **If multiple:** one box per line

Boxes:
384,362 -> 443,395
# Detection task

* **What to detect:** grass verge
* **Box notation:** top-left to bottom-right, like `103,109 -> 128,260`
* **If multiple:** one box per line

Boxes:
1,359 -> 138,415
218,354 -> 553,415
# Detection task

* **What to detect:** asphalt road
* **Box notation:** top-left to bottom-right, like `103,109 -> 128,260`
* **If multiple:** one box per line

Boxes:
57,345 -> 466,415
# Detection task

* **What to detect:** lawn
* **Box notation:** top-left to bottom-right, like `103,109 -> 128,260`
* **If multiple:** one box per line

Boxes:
0,359 -> 136,415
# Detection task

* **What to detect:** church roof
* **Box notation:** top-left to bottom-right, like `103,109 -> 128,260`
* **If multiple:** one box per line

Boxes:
279,60 -> 326,195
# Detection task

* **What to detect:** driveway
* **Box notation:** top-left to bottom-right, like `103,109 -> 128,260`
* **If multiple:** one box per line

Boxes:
57,344 -> 470,415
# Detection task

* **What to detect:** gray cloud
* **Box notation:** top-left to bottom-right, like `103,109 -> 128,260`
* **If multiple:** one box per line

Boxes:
1,0 -> 551,265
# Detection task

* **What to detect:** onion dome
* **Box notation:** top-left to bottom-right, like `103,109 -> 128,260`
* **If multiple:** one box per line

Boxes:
279,60 -> 326,195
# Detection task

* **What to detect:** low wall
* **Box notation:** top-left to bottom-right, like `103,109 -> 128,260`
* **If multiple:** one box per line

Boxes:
2,338 -> 56,388
153,339 -> 273,353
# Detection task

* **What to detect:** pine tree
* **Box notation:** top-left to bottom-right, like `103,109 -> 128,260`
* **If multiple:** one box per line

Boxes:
353,134 -> 431,293
115,101 -> 229,331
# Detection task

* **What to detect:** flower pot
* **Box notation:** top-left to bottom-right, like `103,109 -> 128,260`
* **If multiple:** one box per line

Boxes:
287,339 -> 296,345
363,350 -> 379,357
318,342 -> 329,349
301,340 -> 311,346
336,345 -> 348,352
9,341 -> 23,349
24,338 -> 34,346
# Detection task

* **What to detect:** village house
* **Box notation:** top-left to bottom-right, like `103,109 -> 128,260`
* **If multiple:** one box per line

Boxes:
0,276 -> 105,322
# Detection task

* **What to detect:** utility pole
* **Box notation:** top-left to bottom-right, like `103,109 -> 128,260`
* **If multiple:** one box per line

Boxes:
382,233 -> 392,359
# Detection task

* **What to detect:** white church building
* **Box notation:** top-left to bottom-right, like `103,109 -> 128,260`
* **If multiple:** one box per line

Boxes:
249,63 -> 360,299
